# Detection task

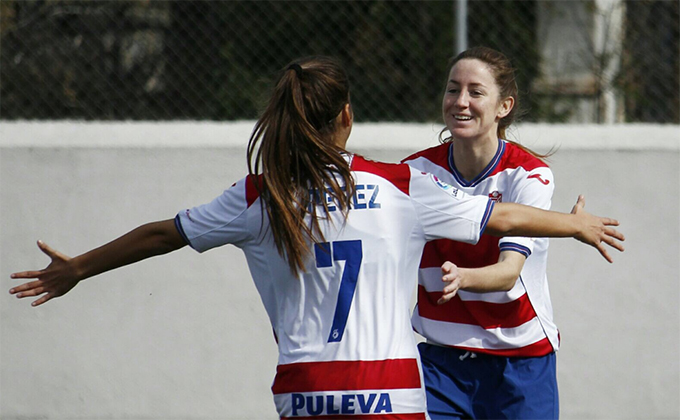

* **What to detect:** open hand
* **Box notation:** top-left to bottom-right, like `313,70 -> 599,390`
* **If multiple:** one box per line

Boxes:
9,241 -> 80,307
571,195 -> 625,263
437,261 -> 461,305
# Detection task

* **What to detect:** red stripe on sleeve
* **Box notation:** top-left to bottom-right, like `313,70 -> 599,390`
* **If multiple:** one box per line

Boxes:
417,285 -> 538,329
271,359 -> 421,395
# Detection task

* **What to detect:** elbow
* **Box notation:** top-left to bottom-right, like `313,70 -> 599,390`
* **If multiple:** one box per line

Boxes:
485,204 -> 526,237
157,230 -> 187,254
485,216 -> 515,237
156,236 -> 184,254
142,220 -> 187,255
499,277 -> 518,291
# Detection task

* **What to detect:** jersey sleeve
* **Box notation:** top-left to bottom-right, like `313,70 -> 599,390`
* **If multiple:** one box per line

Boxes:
409,169 -> 494,244
175,176 -> 255,252
498,166 -> 555,257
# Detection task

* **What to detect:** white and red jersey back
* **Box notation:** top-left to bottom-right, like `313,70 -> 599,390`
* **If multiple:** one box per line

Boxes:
403,140 -> 559,357
175,154 -> 493,419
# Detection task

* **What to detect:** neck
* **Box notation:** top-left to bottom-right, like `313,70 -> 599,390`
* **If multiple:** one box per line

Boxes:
452,135 -> 499,181
332,130 -> 350,150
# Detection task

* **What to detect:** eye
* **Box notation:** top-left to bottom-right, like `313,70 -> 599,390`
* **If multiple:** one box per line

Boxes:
471,90 -> 484,96
447,88 -> 459,94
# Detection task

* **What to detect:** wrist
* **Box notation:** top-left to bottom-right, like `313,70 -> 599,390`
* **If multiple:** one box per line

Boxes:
572,213 -> 588,240
70,256 -> 87,282
457,268 -> 471,290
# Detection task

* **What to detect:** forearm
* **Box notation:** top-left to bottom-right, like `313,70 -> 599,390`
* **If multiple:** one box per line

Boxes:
486,203 -> 582,238
458,252 -> 525,292
459,265 -> 516,293
72,219 -> 186,281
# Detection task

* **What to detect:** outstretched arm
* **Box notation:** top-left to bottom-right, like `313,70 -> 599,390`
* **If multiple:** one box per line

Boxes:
485,195 -> 625,263
9,219 -> 187,307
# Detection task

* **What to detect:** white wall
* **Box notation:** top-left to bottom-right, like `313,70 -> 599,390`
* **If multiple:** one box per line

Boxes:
1,122 -> 678,419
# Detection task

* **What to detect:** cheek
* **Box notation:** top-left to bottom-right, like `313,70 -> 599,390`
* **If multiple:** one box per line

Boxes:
474,101 -> 498,120
443,96 -> 461,116
442,96 -> 453,110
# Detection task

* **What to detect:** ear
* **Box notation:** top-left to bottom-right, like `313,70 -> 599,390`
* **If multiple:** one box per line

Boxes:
497,96 -> 515,119
341,103 -> 353,127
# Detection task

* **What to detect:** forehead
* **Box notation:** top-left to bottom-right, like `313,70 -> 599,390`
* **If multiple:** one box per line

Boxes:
448,58 -> 496,86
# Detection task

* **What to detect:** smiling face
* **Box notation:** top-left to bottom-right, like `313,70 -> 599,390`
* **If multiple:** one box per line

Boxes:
442,58 -> 514,143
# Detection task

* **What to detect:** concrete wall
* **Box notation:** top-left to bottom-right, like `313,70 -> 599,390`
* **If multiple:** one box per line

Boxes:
1,122 -> 678,419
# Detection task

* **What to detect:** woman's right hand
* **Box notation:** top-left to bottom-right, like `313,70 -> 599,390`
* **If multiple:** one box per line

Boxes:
9,240 -> 81,307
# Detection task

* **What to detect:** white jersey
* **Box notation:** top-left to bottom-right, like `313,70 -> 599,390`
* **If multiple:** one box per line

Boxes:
403,140 -> 559,357
175,154 -> 493,419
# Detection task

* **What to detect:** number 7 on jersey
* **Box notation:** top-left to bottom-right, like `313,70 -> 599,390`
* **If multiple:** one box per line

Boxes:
314,240 -> 363,343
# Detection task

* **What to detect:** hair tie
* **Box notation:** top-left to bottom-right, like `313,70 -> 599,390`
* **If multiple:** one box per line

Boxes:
287,63 -> 303,78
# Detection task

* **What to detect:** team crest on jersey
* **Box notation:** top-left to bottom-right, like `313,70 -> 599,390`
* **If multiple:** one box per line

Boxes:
431,175 -> 460,198
488,191 -> 502,202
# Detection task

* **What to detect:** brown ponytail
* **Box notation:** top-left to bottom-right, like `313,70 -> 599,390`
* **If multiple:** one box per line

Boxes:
247,56 -> 355,275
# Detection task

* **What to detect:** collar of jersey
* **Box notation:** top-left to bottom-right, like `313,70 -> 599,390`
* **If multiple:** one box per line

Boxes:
447,138 -> 505,187
341,151 -> 354,167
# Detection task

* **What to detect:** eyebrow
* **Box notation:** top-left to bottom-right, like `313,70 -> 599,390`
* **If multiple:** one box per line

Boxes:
448,80 -> 488,88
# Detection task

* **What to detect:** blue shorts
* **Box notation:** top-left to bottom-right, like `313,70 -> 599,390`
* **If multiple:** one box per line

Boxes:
418,342 -> 559,419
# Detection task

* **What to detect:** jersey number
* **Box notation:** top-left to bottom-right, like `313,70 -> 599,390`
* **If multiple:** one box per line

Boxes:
314,240 -> 363,343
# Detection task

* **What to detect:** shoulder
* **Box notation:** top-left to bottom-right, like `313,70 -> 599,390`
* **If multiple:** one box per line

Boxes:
494,143 -> 554,199
401,142 -> 450,165
351,154 -> 412,195
208,174 -> 264,209
244,174 -> 264,207
500,140 -> 550,173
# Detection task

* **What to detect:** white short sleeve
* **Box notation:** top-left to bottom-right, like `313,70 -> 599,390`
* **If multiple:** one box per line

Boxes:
409,170 -> 494,245
498,167 -> 555,256
175,177 -> 255,252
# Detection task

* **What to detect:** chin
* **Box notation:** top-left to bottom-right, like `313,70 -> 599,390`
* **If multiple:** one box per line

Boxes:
449,128 -> 476,140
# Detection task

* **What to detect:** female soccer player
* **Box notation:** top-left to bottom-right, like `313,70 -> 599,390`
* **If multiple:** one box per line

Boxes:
403,46 -> 589,419
10,56 -> 623,419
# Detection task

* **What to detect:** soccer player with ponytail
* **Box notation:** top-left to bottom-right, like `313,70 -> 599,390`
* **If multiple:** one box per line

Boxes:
10,56 -> 623,419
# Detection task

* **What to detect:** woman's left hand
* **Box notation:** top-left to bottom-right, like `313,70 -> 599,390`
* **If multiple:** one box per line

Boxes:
571,195 -> 626,263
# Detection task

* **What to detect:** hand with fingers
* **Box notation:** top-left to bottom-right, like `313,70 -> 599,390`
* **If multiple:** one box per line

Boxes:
9,240 -> 80,307
437,261 -> 461,305
571,195 -> 626,262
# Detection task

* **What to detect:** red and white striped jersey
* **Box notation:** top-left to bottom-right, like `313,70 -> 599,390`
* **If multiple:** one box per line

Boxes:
403,140 -> 559,357
175,154 -> 493,419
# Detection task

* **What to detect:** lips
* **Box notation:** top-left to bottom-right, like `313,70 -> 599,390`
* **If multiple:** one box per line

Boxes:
454,115 -> 473,121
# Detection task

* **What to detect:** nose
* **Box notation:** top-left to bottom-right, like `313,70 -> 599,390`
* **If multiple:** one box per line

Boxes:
454,91 -> 469,108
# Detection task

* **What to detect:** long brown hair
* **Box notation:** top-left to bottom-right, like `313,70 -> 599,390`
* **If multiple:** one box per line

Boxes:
247,56 -> 355,275
440,46 -> 552,160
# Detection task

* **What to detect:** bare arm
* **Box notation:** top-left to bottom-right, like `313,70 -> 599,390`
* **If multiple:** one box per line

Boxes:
437,252 -> 526,304
485,196 -> 625,263
9,219 -> 187,307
